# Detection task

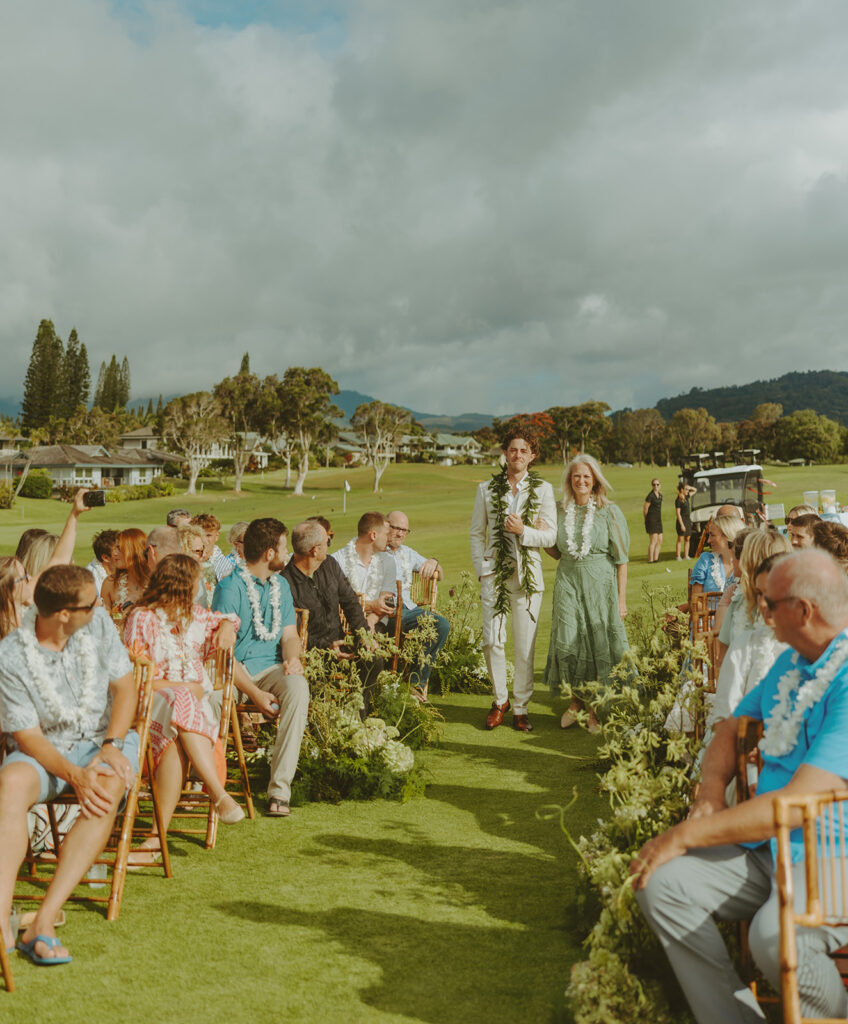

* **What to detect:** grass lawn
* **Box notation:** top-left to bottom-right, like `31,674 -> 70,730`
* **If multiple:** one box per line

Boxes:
3,461 -> 847,1019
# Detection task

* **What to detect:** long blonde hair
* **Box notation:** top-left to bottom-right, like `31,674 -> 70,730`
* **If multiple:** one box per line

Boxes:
561,454 -> 613,510
741,530 -> 792,619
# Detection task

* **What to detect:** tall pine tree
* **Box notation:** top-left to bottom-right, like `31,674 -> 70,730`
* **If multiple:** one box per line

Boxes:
22,320 -> 65,429
60,328 -> 91,418
92,354 -> 131,411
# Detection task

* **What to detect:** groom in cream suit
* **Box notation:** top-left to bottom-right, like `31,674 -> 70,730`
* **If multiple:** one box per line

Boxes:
470,427 -> 557,732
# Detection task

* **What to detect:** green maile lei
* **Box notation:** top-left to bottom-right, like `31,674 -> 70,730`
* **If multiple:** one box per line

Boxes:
489,466 -> 543,618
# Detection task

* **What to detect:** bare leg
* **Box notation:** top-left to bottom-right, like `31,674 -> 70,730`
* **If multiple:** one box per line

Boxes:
177,732 -> 227,804
0,764 -> 42,951
20,771 -> 126,960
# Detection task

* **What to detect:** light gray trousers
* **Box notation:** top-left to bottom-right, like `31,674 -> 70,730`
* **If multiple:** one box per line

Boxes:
480,570 -> 541,715
636,843 -> 848,1023
210,666 -> 309,804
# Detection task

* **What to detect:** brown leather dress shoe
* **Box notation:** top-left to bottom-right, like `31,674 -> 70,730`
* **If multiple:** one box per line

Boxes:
485,700 -> 510,729
512,714 -> 533,733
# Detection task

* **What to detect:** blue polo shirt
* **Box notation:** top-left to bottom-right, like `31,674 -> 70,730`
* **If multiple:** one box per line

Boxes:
212,570 -> 296,676
734,628 -> 848,859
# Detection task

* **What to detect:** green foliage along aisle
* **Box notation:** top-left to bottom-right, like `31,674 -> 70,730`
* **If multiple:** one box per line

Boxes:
546,586 -> 706,1024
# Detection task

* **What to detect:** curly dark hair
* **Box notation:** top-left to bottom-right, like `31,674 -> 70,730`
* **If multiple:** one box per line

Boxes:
500,425 -> 540,459
136,554 -> 200,621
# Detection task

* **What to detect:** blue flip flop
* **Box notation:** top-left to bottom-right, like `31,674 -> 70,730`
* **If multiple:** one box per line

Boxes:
16,934 -> 72,965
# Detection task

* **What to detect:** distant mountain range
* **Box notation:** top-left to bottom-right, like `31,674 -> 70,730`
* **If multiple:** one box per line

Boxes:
332,390 -> 494,432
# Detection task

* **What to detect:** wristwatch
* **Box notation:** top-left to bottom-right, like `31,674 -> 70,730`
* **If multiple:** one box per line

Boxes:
102,737 -> 124,751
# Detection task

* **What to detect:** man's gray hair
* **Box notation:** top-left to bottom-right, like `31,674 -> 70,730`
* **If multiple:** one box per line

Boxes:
147,525 -> 181,556
166,508 -> 191,527
292,519 -> 326,555
780,549 -> 848,625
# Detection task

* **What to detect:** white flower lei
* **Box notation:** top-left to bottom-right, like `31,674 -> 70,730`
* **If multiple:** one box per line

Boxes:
239,567 -> 282,642
563,497 -> 596,559
761,633 -> 848,757
342,539 -> 384,599
710,554 -> 726,592
153,609 -> 203,683
18,605 -> 102,732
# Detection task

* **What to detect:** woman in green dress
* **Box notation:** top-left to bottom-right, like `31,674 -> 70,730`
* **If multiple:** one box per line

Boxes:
544,454 -> 630,732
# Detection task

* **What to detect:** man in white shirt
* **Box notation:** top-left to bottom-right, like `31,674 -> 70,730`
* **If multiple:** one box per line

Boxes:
385,510 -> 450,699
331,512 -> 397,629
470,428 -> 556,732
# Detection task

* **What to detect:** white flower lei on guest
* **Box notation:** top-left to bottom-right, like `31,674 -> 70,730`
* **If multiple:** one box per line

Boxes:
18,605 -> 101,730
761,634 -> 848,757
153,609 -> 203,683
563,497 -> 596,559
238,567 -> 282,642
342,539 -> 384,599
710,554 -> 727,592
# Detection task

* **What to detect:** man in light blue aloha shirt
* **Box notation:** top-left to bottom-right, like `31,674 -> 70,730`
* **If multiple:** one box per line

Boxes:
0,565 -> 139,965
632,549 -> 848,1023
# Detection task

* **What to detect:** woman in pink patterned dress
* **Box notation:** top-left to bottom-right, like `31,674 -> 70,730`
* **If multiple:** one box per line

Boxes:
124,554 -> 244,864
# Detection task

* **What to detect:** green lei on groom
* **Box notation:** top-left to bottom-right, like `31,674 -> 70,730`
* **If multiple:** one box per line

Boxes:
488,465 -> 543,618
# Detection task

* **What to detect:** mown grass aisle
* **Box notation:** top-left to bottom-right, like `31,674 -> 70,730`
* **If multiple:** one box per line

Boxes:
6,693 -> 605,1023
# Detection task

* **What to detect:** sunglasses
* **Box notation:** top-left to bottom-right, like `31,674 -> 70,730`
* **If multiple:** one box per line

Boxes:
64,598 -> 99,613
762,594 -> 798,613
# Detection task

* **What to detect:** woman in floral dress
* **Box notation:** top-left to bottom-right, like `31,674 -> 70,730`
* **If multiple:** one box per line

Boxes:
123,554 -> 244,864
544,454 -> 630,732
101,528 -> 150,632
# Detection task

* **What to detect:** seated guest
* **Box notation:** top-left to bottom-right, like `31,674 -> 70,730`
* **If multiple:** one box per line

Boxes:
191,513 -> 232,582
708,551 -> 790,730
144,526 -> 181,572
689,513 -> 745,598
712,528 -> 755,644
101,528 -> 150,631
306,515 -> 335,549
123,555 -> 244,864
18,489 -> 93,586
788,513 -> 819,549
177,523 -> 209,607
386,510 -> 450,700
282,520 -> 383,714
0,565 -> 139,964
166,509 -> 192,528
211,518 -> 308,819
633,550 -> 848,1023
86,529 -> 119,595
812,519 -> 848,573
786,503 -> 818,522
224,521 -> 248,571
331,512 -> 397,628
0,557 -> 34,640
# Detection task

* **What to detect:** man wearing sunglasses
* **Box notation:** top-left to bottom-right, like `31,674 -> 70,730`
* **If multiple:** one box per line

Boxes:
632,549 -> 848,1023
0,565 -> 139,966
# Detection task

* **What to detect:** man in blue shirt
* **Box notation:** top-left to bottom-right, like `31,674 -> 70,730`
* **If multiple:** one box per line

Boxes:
632,549 -> 848,1023
212,518 -> 308,818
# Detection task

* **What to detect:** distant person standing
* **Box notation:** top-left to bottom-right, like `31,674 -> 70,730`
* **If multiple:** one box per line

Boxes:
643,478 -> 663,563
674,483 -> 696,560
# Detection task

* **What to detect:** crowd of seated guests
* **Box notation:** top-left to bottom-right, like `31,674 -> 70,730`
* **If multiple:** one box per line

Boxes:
0,497 -> 448,964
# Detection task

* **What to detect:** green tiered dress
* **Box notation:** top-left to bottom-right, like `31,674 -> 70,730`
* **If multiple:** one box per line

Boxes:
544,500 -> 630,692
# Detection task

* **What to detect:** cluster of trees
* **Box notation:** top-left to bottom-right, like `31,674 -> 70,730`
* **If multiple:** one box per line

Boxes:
21,319 -> 136,441
482,401 -> 847,466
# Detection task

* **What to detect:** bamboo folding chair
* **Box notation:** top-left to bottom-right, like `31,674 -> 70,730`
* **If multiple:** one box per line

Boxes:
410,573 -> 438,611
16,653 -> 169,922
774,789 -> 848,1023
156,646 -> 249,850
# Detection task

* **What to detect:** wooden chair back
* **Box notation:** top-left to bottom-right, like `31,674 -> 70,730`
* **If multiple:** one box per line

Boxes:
690,591 -> 722,639
736,716 -> 764,804
774,789 -> 848,1023
410,574 -> 438,610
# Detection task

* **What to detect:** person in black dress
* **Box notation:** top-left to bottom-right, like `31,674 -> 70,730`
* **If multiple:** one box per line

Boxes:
643,478 -> 663,563
675,483 -> 695,559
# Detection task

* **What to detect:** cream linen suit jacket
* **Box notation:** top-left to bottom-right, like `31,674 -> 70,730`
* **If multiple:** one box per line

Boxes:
469,474 -> 557,589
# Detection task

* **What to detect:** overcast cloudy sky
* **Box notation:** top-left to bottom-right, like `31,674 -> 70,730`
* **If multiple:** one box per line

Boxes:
2,0 -> 847,417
